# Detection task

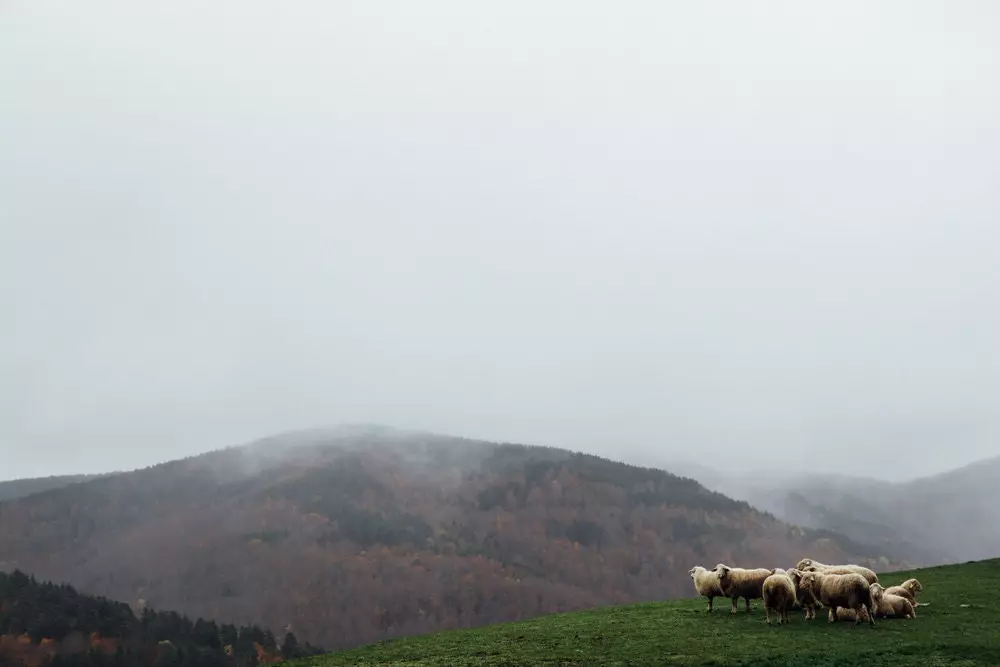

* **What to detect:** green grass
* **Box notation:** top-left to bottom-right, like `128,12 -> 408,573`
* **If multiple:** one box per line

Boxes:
288,559 -> 1000,666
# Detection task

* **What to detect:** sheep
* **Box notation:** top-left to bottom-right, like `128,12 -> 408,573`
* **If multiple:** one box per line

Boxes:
762,569 -> 797,625
829,606 -> 871,623
796,558 -> 879,584
799,571 -> 876,626
870,583 -> 916,619
713,563 -> 773,614
786,568 -> 823,620
885,578 -> 927,606
688,565 -> 724,612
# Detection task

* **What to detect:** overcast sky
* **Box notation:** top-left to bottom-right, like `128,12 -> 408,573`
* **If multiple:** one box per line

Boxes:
2,0 -> 998,482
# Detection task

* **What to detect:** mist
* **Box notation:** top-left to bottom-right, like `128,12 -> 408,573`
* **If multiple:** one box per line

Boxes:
2,0 -> 998,482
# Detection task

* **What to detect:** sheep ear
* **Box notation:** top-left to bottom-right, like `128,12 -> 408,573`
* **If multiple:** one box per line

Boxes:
770,568 -> 776,574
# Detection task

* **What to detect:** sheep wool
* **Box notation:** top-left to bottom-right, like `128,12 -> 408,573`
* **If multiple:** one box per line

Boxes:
762,570 -> 797,626
688,566 -> 724,612
797,559 -> 879,585
800,571 -> 876,626
787,568 -> 822,620
885,579 -> 926,606
713,564 -> 773,615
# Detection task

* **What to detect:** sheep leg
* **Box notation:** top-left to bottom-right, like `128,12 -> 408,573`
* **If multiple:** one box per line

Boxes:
828,605 -> 838,623
745,597 -> 751,614
860,604 -> 874,626
707,595 -> 713,612
730,597 -> 738,615
765,606 -> 772,625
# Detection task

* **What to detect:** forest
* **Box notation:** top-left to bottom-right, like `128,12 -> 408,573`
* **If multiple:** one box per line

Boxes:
0,570 -> 322,666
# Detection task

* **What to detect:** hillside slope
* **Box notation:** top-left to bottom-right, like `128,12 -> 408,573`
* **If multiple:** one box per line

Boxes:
293,558 -> 1000,666
672,456 -> 1000,566
0,426 -> 896,652
0,474 -> 102,503
0,569 -> 321,666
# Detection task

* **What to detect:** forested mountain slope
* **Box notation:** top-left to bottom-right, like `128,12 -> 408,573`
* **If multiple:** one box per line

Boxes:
0,426 -> 899,652
0,475 -> 102,503
671,455 -> 1000,566
0,569 -> 320,666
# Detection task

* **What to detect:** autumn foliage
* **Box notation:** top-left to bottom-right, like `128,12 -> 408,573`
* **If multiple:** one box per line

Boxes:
0,428 -> 892,652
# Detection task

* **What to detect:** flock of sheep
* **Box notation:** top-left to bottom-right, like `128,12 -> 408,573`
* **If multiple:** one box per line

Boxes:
689,559 -> 927,626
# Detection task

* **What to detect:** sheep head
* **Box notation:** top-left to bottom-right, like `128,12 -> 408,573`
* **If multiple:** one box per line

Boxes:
799,572 -> 820,592
903,579 -> 923,593
795,558 -> 814,570
714,564 -> 733,582
870,583 -> 885,604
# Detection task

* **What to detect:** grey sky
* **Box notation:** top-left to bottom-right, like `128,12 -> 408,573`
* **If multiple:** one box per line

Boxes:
2,0 -> 998,482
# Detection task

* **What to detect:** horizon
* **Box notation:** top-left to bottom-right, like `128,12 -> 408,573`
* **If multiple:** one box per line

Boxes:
3,421 -> 993,486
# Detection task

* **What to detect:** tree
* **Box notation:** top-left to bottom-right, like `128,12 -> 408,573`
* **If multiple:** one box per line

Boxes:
280,632 -> 299,659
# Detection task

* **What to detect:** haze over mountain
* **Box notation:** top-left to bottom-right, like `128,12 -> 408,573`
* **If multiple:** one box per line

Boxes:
669,454 -> 1000,566
0,426 -> 901,651
3,0 -> 999,483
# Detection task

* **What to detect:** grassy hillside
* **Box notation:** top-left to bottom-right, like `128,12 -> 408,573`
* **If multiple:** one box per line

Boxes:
290,558 -> 1000,666
0,426 -> 886,651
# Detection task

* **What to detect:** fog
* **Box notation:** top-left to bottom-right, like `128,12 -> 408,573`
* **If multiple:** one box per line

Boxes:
3,0 -> 998,482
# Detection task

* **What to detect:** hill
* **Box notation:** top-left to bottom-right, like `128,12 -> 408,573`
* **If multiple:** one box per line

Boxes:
291,558 -> 1000,666
0,426 -> 900,652
670,455 -> 1000,566
0,475 -> 102,503
0,569 -> 321,666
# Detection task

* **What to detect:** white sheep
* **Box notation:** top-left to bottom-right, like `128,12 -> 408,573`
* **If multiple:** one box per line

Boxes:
885,579 -> 927,606
688,565 -> 724,612
713,563 -> 773,615
762,569 -> 797,625
786,568 -> 822,620
870,583 -> 916,619
800,571 -> 876,626
796,558 -> 879,585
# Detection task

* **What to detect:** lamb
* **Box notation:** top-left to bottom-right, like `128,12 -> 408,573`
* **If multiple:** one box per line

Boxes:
885,578 -> 927,606
796,558 -> 879,584
870,583 -> 916,619
713,563 -> 773,614
688,565 -> 724,612
786,568 -> 822,620
762,569 -> 797,625
799,571 -> 876,626
829,606 -> 871,623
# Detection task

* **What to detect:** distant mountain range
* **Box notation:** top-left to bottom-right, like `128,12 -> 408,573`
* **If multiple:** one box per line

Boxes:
668,454 -> 1000,566
0,425 -> 891,652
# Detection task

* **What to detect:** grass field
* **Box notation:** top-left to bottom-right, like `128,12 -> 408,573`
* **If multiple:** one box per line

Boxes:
288,558 -> 1000,666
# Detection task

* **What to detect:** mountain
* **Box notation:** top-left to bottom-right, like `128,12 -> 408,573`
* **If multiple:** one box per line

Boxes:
670,455 -> 1000,566
0,474 -> 102,503
0,569 -> 321,666
0,426 -> 900,652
